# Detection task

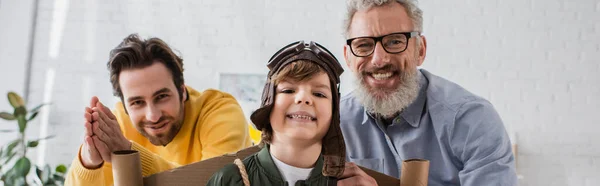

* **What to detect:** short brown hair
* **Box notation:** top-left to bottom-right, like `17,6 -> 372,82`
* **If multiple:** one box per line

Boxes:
107,34 -> 185,101
260,60 -> 326,144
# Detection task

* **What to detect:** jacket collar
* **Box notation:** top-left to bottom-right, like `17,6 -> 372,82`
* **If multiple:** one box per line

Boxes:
257,145 -> 325,182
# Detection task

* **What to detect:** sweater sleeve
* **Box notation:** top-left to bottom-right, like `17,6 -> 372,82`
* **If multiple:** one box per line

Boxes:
199,93 -> 252,160
130,141 -> 181,176
64,142 -> 182,186
64,145 -> 112,186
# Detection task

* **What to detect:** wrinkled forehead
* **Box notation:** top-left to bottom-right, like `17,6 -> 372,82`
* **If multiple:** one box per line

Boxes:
348,2 -> 414,38
119,63 -> 177,100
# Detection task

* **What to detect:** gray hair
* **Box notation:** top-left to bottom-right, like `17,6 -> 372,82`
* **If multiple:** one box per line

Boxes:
344,0 -> 423,38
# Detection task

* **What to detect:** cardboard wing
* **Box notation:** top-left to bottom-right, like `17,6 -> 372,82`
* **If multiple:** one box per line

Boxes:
111,146 -> 429,186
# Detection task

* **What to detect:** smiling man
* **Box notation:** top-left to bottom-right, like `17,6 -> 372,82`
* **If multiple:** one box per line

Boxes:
65,34 -> 251,186
339,0 -> 517,185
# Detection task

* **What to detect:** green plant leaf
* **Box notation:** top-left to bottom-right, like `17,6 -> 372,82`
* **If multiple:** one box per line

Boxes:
12,157 -> 31,178
2,151 -> 17,165
17,115 -> 27,133
14,106 -> 27,118
26,135 -> 55,149
1,140 -> 19,164
36,166 -> 45,183
0,112 -> 16,120
6,175 -> 26,186
0,148 -> 3,168
31,135 -> 55,142
27,140 -> 39,148
7,92 -> 25,109
28,111 -> 39,121
43,164 -> 52,184
12,177 -> 26,186
55,164 -> 67,174
0,129 -> 14,133
53,173 -> 66,183
3,139 -> 20,157
29,103 -> 48,114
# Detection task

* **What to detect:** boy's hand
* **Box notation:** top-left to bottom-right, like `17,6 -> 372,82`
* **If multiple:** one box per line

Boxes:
338,162 -> 378,186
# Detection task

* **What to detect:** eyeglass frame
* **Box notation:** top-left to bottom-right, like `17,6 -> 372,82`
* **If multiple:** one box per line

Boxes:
345,31 -> 420,57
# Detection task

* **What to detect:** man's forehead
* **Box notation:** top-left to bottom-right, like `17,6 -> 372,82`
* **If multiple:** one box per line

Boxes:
119,63 -> 176,97
349,3 -> 413,37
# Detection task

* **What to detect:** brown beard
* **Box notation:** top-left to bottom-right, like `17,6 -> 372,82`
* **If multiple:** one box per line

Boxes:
137,105 -> 185,146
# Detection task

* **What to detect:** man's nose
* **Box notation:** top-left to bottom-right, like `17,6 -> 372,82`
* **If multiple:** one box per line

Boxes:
370,42 -> 391,68
145,105 -> 162,123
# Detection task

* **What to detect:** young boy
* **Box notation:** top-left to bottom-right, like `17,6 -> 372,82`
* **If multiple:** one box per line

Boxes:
206,41 -> 346,185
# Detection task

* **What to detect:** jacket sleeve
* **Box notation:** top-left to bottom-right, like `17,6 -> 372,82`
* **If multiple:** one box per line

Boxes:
198,93 -> 252,160
206,164 -> 244,186
451,100 -> 518,186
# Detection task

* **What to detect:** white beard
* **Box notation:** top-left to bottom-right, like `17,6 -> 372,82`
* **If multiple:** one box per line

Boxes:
354,68 -> 420,119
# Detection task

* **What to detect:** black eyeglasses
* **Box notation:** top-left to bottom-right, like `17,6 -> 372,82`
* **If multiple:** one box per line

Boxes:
267,41 -> 344,82
346,31 -> 420,57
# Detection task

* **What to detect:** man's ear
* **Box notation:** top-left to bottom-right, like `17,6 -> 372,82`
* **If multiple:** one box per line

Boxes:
417,35 -> 427,66
181,85 -> 188,102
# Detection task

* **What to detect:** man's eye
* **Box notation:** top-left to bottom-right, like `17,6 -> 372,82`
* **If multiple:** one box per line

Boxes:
390,40 -> 404,44
357,43 -> 374,48
157,94 -> 169,100
131,101 -> 143,106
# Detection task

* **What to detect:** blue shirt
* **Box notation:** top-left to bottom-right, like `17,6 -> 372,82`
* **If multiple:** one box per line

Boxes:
340,69 -> 517,186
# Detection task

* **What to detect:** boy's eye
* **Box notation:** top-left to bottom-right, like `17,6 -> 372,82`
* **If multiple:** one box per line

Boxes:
279,89 -> 294,94
313,92 -> 327,98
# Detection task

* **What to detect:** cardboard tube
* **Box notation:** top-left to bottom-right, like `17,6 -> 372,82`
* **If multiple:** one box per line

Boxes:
400,159 -> 429,186
112,150 -> 143,186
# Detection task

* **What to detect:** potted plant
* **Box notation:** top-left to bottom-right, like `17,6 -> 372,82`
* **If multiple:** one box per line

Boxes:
0,92 -> 67,186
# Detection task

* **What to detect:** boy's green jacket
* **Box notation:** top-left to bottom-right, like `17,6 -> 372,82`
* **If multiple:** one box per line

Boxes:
206,146 -> 335,186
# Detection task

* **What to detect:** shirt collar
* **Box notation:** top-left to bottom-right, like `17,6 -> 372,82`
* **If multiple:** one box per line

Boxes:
257,145 -> 324,181
399,70 -> 428,128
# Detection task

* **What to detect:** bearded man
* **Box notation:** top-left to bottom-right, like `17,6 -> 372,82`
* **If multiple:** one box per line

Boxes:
339,0 -> 517,185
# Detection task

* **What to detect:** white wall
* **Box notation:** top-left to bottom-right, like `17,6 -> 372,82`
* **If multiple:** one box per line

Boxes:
0,0 -> 35,151
419,1 -> 600,185
0,0 -> 598,185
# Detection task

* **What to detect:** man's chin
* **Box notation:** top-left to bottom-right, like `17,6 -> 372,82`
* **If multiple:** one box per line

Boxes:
364,87 -> 397,100
147,136 -> 168,146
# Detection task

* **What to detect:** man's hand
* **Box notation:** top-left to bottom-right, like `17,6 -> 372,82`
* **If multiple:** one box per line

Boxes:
80,97 -> 103,169
91,100 -> 131,163
338,162 -> 378,186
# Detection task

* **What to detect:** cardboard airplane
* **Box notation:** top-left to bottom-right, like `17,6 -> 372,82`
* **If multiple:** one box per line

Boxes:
111,146 -> 429,186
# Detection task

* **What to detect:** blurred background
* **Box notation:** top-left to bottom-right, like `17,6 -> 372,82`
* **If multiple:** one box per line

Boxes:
0,0 -> 598,185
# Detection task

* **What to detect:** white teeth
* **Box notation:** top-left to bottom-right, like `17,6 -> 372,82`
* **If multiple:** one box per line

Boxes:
372,72 -> 392,80
289,114 -> 314,120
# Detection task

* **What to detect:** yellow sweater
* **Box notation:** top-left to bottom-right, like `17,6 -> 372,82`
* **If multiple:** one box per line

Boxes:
65,87 -> 252,186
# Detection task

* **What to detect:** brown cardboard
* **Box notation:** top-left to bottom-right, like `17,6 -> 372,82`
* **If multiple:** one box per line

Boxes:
400,159 -> 430,186
141,146 -> 260,186
112,146 -> 429,186
111,150 -> 143,186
